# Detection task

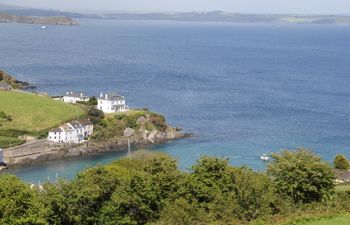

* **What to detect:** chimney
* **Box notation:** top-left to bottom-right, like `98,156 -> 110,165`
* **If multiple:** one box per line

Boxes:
100,92 -> 103,98
80,93 -> 83,97
105,94 -> 108,99
66,91 -> 69,95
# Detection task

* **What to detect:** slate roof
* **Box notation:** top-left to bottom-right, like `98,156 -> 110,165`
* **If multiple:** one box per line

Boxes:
77,118 -> 93,126
49,127 -> 63,133
64,92 -> 86,98
70,121 -> 83,129
99,92 -> 125,101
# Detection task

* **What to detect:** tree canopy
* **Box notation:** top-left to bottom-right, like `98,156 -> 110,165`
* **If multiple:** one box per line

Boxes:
0,149 -> 346,225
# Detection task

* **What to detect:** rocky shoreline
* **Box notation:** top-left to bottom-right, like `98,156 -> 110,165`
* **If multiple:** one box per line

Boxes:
0,70 -> 36,90
1,128 -> 192,167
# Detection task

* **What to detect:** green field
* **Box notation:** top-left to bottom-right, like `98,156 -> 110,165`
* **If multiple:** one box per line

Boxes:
0,136 -> 24,148
0,91 -> 86,141
300,214 -> 350,225
335,184 -> 350,192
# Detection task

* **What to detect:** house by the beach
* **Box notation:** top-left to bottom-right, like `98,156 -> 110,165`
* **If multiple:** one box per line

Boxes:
97,92 -> 129,113
48,119 -> 93,144
63,91 -> 90,104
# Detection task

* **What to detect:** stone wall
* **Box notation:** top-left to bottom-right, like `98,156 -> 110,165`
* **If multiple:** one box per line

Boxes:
2,140 -> 91,165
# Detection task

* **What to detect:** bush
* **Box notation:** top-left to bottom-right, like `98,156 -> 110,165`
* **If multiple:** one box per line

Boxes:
268,148 -> 335,204
88,108 -> 104,125
0,174 -> 46,224
334,154 -> 350,170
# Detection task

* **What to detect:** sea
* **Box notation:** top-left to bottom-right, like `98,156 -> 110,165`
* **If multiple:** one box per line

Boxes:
1,19 -> 350,183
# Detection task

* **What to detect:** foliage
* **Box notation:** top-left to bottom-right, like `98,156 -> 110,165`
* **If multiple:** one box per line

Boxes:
77,96 -> 98,106
333,154 -> 350,170
1,150 -> 350,225
88,107 -> 104,125
91,110 -> 169,142
88,96 -> 98,105
0,174 -> 46,225
267,148 -> 335,204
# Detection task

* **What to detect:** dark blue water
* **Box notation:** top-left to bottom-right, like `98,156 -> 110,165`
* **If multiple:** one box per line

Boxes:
1,19 -> 350,183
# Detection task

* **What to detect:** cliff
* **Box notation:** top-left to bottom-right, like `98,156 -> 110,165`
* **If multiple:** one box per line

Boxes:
0,12 -> 77,25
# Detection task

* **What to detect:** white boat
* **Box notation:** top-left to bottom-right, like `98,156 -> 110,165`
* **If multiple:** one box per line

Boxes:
41,26 -> 47,29
260,154 -> 269,161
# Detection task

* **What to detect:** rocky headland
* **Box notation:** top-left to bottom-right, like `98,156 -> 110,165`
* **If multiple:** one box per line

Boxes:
1,109 -> 191,166
0,70 -> 36,90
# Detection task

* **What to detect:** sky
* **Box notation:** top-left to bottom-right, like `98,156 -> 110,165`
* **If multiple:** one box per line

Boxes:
0,0 -> 350,14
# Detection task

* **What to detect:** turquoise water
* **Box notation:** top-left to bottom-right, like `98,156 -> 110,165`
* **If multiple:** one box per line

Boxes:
1,19 -> 350,183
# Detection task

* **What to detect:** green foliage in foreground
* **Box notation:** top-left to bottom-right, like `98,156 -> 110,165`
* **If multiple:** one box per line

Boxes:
0,149 -> 349,225
267,149 -> 335,204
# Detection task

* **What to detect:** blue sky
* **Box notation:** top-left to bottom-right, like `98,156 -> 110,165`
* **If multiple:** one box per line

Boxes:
1,0 -> 350,14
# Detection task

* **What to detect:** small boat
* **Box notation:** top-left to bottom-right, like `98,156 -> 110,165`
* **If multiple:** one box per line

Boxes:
260,154 -> 270,161
41,26 -> 47,29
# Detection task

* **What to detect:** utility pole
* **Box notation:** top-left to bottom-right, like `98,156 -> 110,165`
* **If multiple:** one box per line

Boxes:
128,138 -> 131,161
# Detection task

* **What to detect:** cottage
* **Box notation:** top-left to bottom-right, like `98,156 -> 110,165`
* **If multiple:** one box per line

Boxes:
0,82 -> 11,91
63,91 -> 90,104
48,119 -> 94,144
77,118 -> 94,136
97,92 -> 129,113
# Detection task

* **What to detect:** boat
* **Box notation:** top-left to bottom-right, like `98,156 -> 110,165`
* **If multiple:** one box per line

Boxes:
41,26 -> 47,29
260,154 -> 270,161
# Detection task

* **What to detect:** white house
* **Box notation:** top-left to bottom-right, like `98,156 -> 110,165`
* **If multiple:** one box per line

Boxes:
63,91 -> 90,104
97,92 -> 129,113
48,119 -> 94,144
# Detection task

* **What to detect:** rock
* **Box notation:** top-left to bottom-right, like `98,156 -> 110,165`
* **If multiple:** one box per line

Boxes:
137,116 -> 147,124
124,127 -> 135,137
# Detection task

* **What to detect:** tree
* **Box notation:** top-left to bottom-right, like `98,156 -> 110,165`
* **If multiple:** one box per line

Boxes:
88,108 -> 104,125
267,148 -> 335,204
88,96 -> 98,105
0,174 -> 46,225
334,154 -> 350,170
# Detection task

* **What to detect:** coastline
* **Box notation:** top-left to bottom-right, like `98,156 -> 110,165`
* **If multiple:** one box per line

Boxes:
1,129 -> 191,167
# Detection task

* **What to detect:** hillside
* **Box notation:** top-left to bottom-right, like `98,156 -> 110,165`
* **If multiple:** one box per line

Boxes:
93,11 -> 350,24
0,91 -> 86,148
0,12 -> 77,25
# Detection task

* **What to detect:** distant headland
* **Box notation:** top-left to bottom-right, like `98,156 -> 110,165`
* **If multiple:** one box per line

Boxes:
1,4 -> 350,25
0,12 -> 77,25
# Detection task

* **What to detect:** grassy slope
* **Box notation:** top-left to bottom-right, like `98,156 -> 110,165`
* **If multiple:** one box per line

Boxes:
0,136 -> 24,148
0,91 -> 86,133
335,184 -> 350,192
301,214 -> 350,225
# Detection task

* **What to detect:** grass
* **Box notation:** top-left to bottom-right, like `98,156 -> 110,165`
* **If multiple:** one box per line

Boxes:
0,91 -> 87,134
335,184 -> 350,193
104,109 -> 145,118
300,214 -> 350,225
0,136 -> 24,149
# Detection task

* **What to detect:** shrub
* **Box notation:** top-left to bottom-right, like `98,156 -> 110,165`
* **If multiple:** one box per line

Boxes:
267,148 -> 335,204
334,154 -> 350,170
